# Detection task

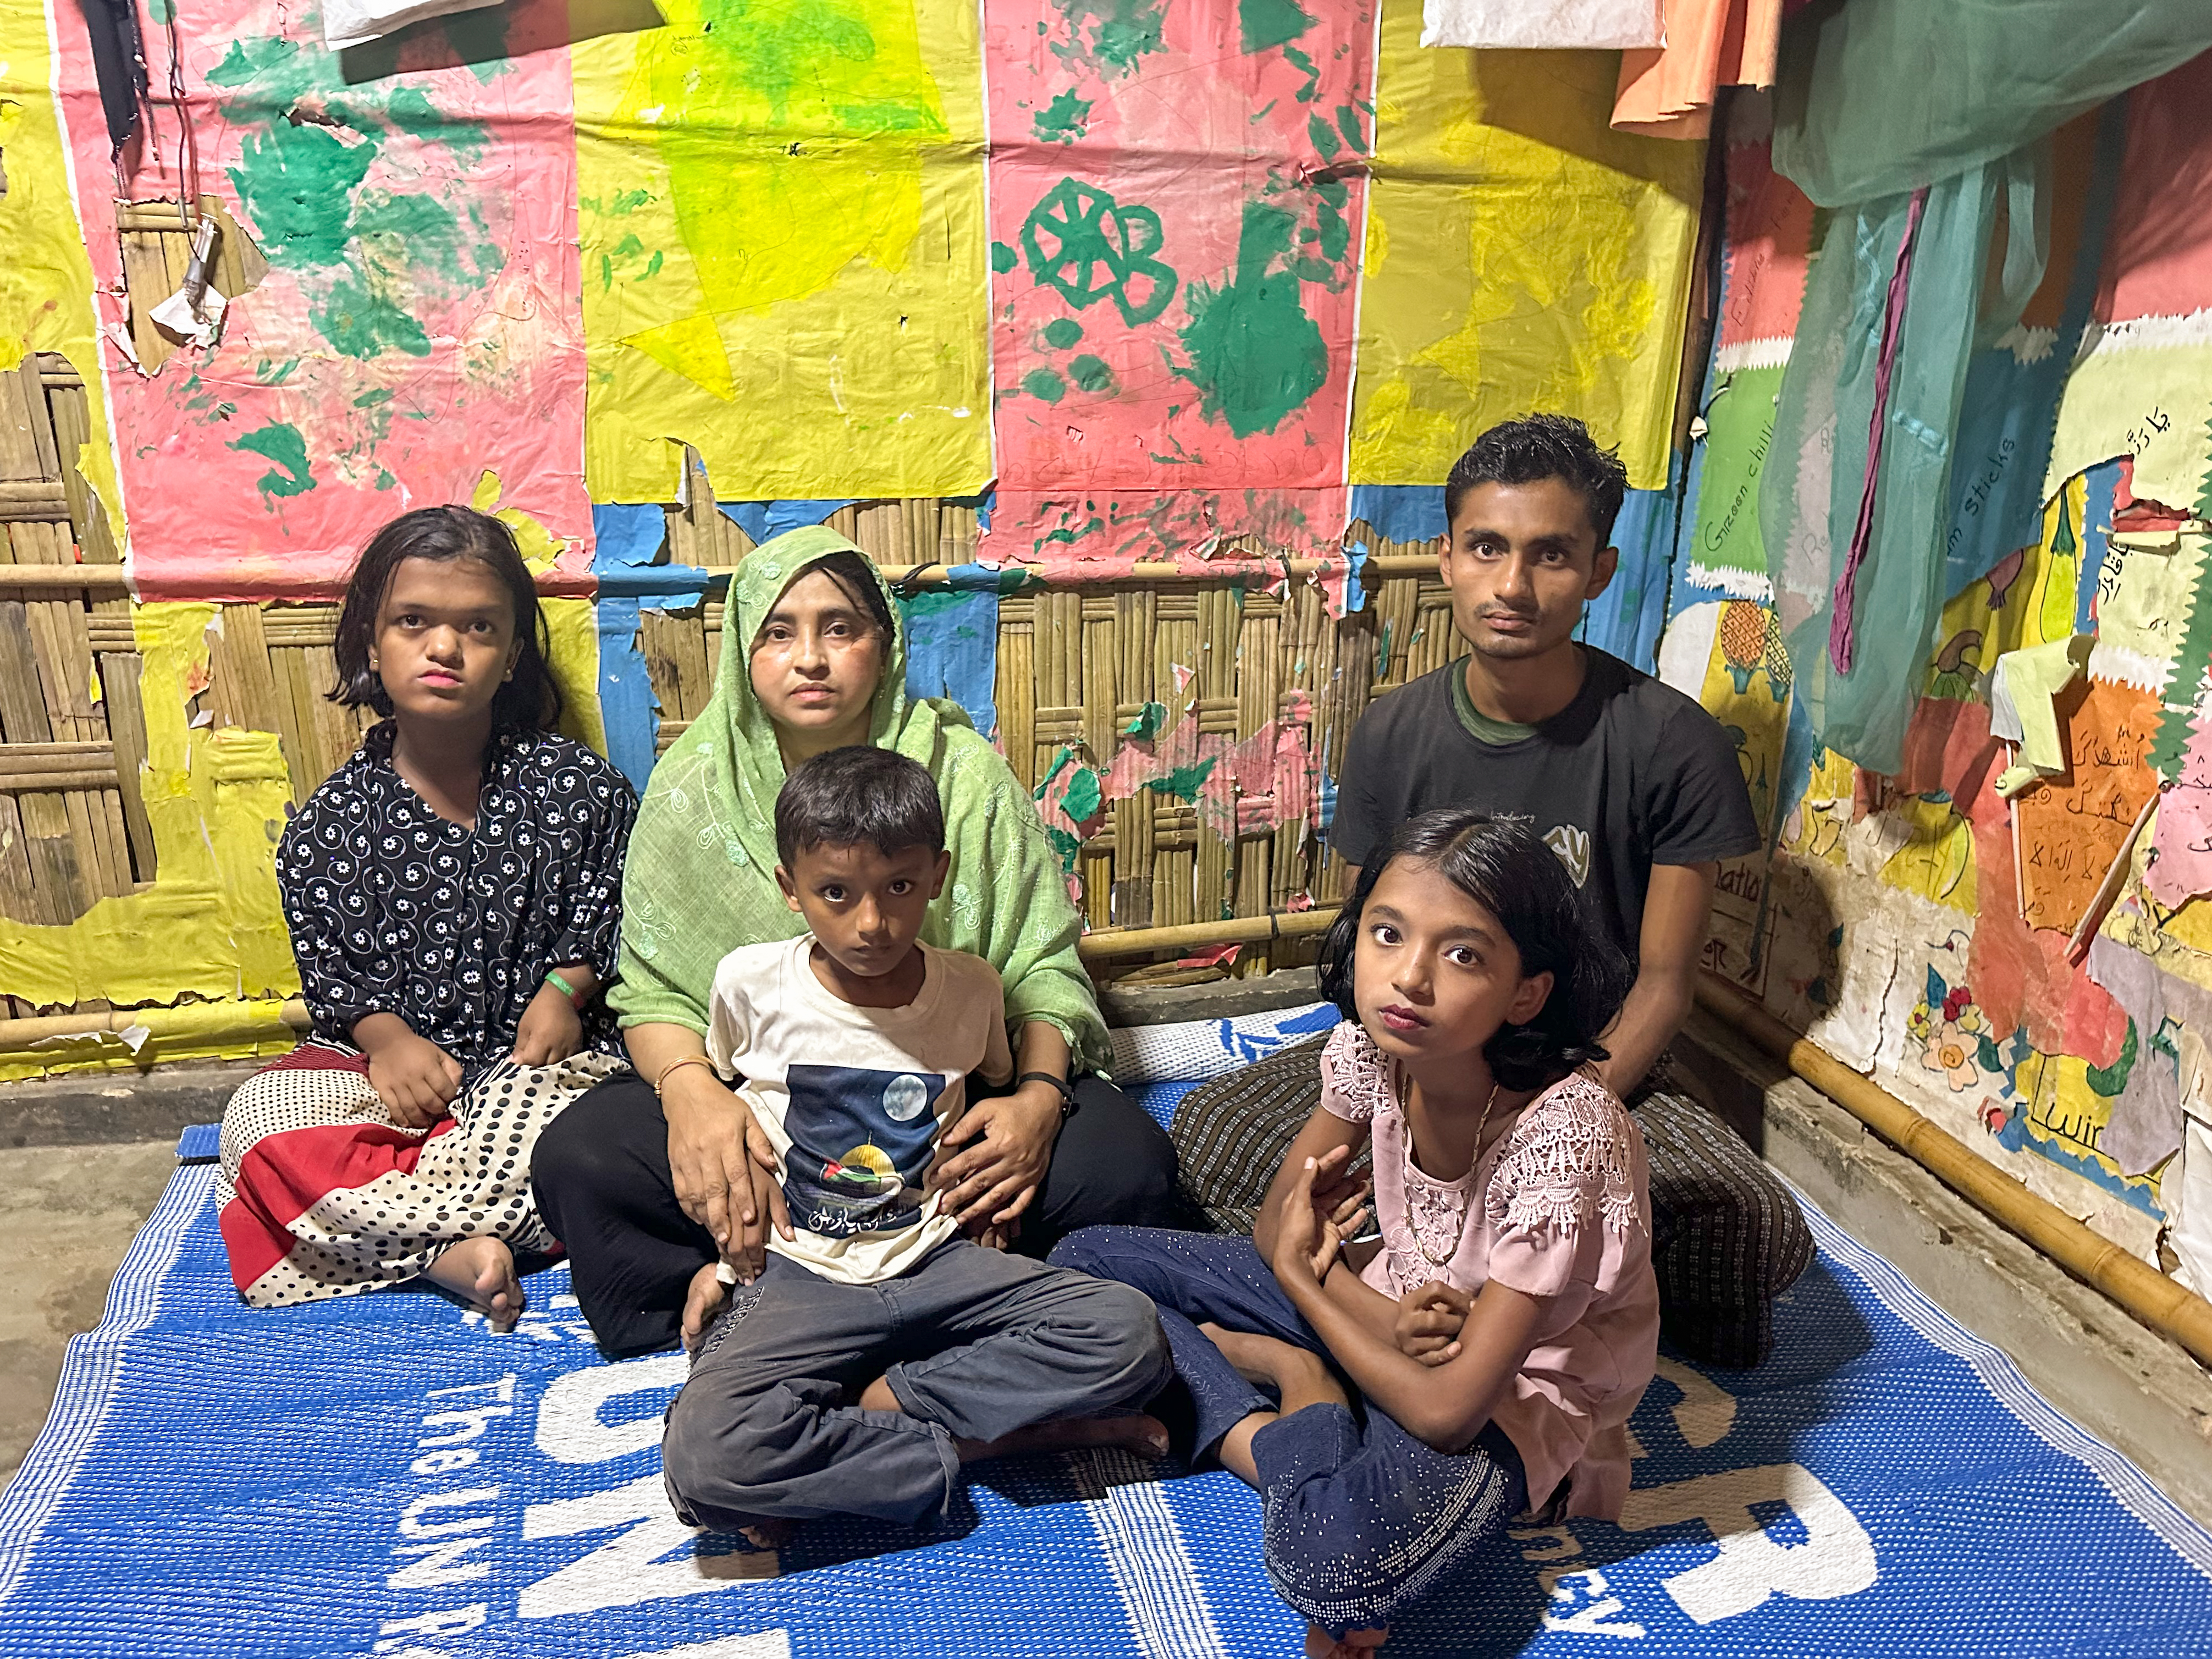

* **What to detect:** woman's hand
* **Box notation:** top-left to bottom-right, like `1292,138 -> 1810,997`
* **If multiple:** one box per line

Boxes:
1394,1281 -> 1471,1367
512,980 -> 583,1067
929,1081 -> 1061,1241
662,1066 -> 789,1281
354,1014 -> 462,1130
1268,1155 -> 1369,1289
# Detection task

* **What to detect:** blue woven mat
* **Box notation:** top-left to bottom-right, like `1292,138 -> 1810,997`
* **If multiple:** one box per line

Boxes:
2,1039 -> 2208,1656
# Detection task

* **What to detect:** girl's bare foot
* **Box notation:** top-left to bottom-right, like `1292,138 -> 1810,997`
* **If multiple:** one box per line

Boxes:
1201,1324 -> 1350,1488
1199,1322 -> 1332,1392
424,1238 -> 523,1333
954,1413 -> 1171,1464
681,1260 -> 729,1355
1306,1625 -> 1389,1659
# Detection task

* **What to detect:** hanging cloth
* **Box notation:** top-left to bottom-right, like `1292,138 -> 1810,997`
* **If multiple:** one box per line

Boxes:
72,0 -> 148,162
1762,146 -> 2049,774
1770,0 -> 2211,207
1612,0 -> 1784,140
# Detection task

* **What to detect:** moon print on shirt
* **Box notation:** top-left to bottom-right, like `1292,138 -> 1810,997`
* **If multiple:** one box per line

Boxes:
782,1065 -> 946,1237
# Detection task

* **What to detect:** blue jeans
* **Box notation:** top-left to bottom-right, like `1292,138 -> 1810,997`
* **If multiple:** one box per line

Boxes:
1049,1226 -> 1527,1637
662,1239 -> 1171,1530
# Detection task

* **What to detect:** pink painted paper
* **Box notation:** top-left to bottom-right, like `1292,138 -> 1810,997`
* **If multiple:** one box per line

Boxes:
983,0 -> 1371,561
2098,49 -> 2212,326
1714,123 -> 1814,357
55,0 -> 588,599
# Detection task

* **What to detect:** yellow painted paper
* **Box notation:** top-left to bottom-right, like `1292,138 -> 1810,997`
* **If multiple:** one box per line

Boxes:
0,605 -> 300,1057
1352,6 -> 1702,490
573,0 -> 992,502
1926,479 -> 2086,697
2045,338 -> 2212,515
540,597 -> 608,759
0,0 -> 121,544
1878,796 -> 1977,914
2096,528 -> 2211,688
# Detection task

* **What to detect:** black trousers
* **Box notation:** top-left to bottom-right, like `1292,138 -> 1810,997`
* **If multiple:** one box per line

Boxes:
533,1069 -> 1187,1359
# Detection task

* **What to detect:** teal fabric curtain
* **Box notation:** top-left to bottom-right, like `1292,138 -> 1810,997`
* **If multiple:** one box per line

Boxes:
1757,0 -> 2211,773
1772,0 -> 2211,208
1763,151 -> 2047,774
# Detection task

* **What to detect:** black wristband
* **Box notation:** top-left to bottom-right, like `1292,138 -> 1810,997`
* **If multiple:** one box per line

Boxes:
1017,1070 -> 1078,1118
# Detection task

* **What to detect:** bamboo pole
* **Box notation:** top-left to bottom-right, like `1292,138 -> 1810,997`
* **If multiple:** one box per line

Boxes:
1696,973 -> 2212,1371
1077,905 -> 1341,961
0,997 -> 309,1052
0,552 -> 1439,598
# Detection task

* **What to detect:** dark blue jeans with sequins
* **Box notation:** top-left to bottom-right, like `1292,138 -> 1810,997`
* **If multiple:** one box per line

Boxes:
1051,1225 -> 1527,1638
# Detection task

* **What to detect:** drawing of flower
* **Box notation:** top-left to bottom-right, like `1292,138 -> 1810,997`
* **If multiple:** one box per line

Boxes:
1920,990 -> 1994,1093
1923,1024 -> 1983,1092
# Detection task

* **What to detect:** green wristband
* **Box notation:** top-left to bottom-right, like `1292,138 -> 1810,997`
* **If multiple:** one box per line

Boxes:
545,969 -> 586,1007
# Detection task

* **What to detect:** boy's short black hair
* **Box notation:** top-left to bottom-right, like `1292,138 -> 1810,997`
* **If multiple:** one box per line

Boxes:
775,746 -> 945,870
1443,414 -> 1630,550
1317,808 -> 1631,1093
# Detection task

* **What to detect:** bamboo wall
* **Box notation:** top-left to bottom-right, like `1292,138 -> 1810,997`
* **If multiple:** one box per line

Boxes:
0,360 -> 1461,1025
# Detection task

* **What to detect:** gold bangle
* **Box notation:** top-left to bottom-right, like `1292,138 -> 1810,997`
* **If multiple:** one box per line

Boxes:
654,1054 -> 719,1096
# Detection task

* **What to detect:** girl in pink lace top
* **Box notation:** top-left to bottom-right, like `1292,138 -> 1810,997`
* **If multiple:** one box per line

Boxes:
1052,809 -> 1657,1659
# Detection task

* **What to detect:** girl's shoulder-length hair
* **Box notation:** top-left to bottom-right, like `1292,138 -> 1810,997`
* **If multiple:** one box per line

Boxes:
1316,808 -> 1633,1094
327,505 -> 563,732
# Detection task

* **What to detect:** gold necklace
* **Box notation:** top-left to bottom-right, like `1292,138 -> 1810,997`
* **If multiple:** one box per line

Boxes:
1401,1079 -> 1498,1267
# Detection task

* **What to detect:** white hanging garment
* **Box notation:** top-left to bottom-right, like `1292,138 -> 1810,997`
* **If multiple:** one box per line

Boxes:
322,0 -> 504,52
1421,0 -> 1664,49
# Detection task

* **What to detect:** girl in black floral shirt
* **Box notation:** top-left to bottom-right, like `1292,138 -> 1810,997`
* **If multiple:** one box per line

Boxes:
216,507 -> 636,1327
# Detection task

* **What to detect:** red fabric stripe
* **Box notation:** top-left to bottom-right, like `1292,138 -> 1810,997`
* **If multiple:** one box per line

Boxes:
259,1044 -> 371,1077
222,1117 -> 459,1296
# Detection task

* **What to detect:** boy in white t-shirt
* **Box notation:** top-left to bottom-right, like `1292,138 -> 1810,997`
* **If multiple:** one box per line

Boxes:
660,746 -> 1171,1541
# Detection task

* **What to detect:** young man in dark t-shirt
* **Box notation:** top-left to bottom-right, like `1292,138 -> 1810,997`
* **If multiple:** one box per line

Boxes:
1331,420 -> 1762,1098
1331,415 -> 1809,1365
1172,416 -> 1810,1369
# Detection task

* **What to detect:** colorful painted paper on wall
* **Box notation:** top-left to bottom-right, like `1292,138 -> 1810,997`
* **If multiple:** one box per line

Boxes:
573,0 -> 993,505
53,0 -> 591,599
981,0 -> 1372,564
1350,5 -> 1702,491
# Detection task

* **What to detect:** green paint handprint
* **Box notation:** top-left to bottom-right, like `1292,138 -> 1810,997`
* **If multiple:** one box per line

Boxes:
1021,178 -> 1179,327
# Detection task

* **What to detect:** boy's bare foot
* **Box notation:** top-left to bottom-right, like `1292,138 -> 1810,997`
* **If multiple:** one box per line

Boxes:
955,1413 -> 1171,1464
681,1260 -> 730,1355
738,1518 -> 798,1551
424,1238 -> 523,1332
1306,1624 -> 1389,1659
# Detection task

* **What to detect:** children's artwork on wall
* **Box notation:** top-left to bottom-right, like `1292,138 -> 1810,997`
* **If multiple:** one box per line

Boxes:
53,0 -> 592,599
1350,8 -> 1702,492
983,0 -> 1372,565
572,0 -> 993,505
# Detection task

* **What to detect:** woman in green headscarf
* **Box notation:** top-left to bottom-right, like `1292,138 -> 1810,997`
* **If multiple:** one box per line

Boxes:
534,528 -> 1182,1357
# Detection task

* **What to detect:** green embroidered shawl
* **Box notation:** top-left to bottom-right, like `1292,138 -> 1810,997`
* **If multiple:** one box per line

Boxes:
607,527 -> 1109,1074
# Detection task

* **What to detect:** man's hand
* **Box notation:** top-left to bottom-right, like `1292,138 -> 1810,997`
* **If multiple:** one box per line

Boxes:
356,1018 -> 462,1130
1393,1280 -> 1471,1367
663,1067 -> 788,1282
512,980 -> 584,1067
928,1081 -> 1062,1234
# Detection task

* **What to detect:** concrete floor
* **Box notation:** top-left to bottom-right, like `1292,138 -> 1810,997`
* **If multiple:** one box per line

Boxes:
0,1141 -> 176,1490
